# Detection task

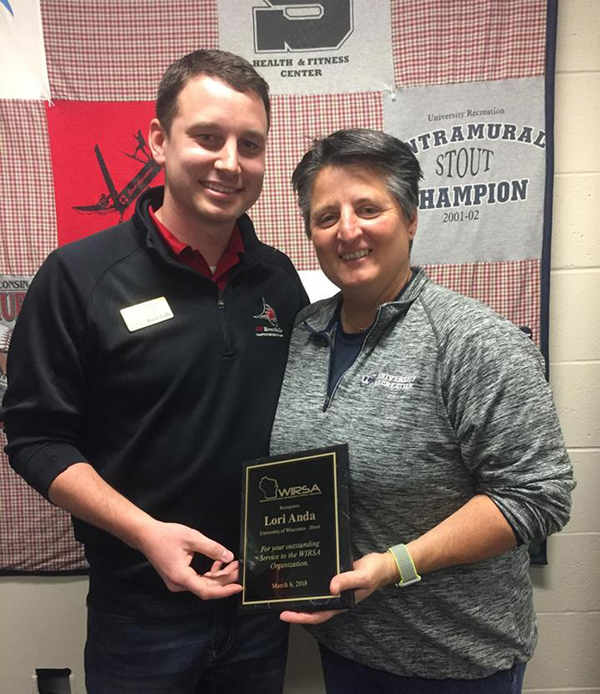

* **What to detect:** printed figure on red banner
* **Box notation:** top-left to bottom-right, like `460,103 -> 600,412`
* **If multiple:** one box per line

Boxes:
4,50 -> 308,693
270,129 -> 574,694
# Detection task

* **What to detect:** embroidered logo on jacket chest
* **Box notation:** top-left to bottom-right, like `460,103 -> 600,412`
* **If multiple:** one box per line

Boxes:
360,371 -> 417,391
253,297 -> 284,338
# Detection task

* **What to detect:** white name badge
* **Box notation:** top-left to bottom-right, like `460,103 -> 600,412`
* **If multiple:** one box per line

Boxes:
120,297 -> 174,332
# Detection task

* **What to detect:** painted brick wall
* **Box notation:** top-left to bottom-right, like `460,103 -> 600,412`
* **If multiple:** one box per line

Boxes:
523,1 -> 600,692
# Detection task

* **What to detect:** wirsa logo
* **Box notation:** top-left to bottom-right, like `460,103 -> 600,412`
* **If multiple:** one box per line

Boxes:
259,476 -> 322,501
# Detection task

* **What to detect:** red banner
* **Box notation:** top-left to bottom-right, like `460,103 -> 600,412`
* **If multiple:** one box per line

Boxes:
46,101 -> 164,246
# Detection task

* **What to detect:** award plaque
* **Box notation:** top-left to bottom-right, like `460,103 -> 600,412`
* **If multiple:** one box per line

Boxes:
240,444 -> 354,613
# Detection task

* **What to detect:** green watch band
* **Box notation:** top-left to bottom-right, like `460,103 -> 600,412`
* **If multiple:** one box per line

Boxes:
388,543 -> 421,587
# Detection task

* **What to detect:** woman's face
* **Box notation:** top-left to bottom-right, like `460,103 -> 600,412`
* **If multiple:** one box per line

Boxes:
309,165 -> 417,301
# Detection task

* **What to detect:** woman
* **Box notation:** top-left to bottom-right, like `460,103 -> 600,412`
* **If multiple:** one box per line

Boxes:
270,129 -> 573,693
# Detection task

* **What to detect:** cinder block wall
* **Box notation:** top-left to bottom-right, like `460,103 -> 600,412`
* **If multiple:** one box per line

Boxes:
523,1 -> 600,692
0,3 -> 598,693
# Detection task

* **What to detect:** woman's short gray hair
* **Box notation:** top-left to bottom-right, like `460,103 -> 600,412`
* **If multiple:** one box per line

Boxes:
292,129 -> 423,237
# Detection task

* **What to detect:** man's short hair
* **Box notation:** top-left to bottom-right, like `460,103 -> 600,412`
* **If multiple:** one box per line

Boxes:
156,49 -> 271,134
292,129 -> 423,237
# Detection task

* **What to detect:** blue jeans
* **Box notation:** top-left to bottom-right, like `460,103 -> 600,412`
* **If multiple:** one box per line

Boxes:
85,607 -> 289,694
320,644 -> 526,694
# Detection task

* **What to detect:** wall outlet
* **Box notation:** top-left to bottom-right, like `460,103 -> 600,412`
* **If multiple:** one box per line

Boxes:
30,669 -> 76,694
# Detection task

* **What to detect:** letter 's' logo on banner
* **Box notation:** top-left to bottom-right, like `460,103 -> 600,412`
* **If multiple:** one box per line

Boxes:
253,0 -> 354,53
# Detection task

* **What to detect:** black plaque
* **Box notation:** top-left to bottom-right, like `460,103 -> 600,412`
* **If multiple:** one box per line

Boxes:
240,444 -> 354,612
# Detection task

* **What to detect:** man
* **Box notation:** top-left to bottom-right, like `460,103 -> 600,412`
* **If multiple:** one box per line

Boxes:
3,50 -> 308,693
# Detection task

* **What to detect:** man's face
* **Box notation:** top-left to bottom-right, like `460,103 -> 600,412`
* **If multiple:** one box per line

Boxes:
149,75 -> 268,234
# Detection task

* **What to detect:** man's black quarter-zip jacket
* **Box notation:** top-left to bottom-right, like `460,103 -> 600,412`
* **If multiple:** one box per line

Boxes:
3,186 -> 308,616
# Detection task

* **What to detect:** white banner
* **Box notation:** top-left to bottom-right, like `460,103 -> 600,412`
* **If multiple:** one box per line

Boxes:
218,0 -> 394,95
384,77 -> 546,265
0,0 -> 50,100
299,269 -> 338,303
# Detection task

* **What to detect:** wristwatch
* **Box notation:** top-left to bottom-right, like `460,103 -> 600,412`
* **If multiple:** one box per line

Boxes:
387,543 -> 421,587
